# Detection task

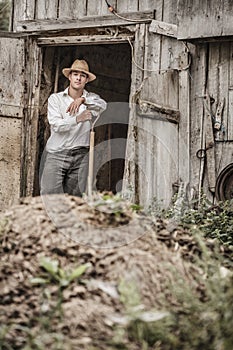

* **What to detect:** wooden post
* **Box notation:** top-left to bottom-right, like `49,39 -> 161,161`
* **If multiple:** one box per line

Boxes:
87,130 -> 95,197
54,47 -> 60,93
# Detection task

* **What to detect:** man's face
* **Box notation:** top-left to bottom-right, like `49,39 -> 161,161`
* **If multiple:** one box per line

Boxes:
69,70 -> 88,91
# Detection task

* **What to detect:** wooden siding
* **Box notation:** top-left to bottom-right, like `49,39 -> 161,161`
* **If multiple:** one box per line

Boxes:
0,38 -> 25,118
12,0 -> 156,21
0,37 -> 25,209
187,41 -> 233,201
12,0 -> 178,32
177,0 -> 233,40
207,42 -> 233,141
0,117 -> 22,209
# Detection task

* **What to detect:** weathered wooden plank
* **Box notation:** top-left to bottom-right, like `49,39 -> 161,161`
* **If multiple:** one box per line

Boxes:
38,46 -> 55,130
189,44 -> 208,198
163,0 -> 177,24
87,0 -> 116,16
227,42 -> 233,140
123,24 -> 146,204
58,0 -> 87,18
146,23 -> 162,73
0,117 -> 22,210
0,36 -> 28,208
207,42 -> 231,142
178,47 -> 191,186
136,24 -> 179,206
36,0 -> 58,19
13,0 -> 35,24
154,0 -> 164,21
159,35 -> 184,72
0,37 -> 25,116
218,42 -> 230,140
137,24 -> 156,206
21,39 -> 42,197
0,106 -> 24,118
0,30 -> 31,37
228,90 -> 233,140
86,0 -> 103,16
177,0 -> 233,40
137,99 -> 180,123
229,42 -> 233,88
149,19 -> 177,38
16,11 -> 153,32
138,0 -> 157,12
140,71 -> 179,110
37,34 -> 133,46
117,0 -> 138,12
155,121 -> 178,206
207,42 -> 220,103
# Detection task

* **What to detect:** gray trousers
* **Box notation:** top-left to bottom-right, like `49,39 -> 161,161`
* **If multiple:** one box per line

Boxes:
40,147 -> 89,197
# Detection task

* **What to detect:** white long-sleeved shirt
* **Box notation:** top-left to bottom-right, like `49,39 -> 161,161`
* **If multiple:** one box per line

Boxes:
46,87 -> 107,153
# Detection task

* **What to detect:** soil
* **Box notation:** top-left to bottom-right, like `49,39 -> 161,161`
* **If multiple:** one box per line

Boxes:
0,194 -> 228,349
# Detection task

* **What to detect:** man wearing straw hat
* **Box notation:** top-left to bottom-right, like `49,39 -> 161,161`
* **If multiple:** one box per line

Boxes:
40,59 -> 107,196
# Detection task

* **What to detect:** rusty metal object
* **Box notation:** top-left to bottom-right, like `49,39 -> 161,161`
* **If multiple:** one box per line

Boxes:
216,163 -> 233,201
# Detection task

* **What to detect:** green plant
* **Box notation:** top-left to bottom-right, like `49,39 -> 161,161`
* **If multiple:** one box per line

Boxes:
109,234 -> 233,350
31,256 -> 90,288
0,257 -> 91,350
30,257 -> 90,317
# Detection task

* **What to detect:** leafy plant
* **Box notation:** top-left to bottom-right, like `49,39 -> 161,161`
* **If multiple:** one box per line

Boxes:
31,256 -> 90,288
110,233 -> 233,350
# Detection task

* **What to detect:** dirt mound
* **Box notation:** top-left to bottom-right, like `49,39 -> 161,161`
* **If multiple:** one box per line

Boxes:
0,194 -> 219,349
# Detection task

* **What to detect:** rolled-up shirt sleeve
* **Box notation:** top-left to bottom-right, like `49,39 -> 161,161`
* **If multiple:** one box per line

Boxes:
84,92 -> 107,117
48,94 -> 77,133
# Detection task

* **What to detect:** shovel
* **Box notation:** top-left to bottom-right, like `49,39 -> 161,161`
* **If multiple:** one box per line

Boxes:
87,115 -> 101,198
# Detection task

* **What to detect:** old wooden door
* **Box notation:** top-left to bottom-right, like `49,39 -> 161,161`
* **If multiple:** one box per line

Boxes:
124,24 -> 189,207
0,35 -> 41,210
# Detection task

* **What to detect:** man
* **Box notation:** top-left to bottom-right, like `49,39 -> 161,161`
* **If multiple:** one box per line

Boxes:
40,59 -> 107,196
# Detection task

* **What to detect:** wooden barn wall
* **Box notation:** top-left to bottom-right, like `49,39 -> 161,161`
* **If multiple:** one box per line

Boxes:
11,0 -> 180,206
12,0 -> 177,29
177,0 -> 233,40
0,38 -> 25,210
205,42 -> 233,200
188,41 -> 233,201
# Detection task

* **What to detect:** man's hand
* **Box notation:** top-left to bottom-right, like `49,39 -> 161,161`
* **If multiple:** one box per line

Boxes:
76,110 -> 92,123
66,97 -> 85,115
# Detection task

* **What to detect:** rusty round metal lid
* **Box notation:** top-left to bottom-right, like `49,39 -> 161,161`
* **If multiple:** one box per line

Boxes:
216,163 -> 233,201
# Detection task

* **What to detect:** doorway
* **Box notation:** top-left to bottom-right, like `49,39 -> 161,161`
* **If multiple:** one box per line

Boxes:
35,43 -> 132,195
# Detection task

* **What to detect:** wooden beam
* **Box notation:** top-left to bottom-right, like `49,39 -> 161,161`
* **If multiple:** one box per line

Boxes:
137,99 -> 180,124
0,104 -> 24,118
15,11 -> 154,33
0,30 -> 29,38
149,20 -> 178,38
37,34 -> 134,46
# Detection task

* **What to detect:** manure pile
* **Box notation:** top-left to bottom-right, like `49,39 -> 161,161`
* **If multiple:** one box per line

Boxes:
0,194 -> 229,349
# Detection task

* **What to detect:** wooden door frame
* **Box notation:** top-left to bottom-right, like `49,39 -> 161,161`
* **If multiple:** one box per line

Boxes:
30,32 -> 135,196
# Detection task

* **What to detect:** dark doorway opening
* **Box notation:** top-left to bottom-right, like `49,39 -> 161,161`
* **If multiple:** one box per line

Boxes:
35,43 -> 132,195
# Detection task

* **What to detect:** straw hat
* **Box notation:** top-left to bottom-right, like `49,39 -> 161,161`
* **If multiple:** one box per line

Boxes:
62,59 -> 96,82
